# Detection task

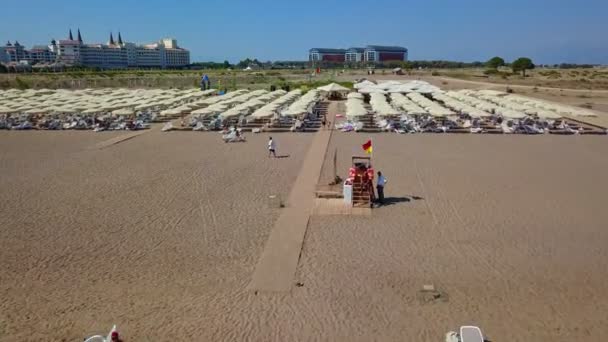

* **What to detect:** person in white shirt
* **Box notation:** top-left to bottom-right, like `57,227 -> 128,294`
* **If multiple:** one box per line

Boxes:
376,171 -> 387,204
268,136 -> 277,158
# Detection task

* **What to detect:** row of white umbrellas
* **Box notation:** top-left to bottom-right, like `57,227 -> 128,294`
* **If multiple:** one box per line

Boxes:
0,88 -> 218,116
190,90 -> 269,118
431,92 -> 493,118
251,90 -> 302,119
501,93 -> 594,118
355,80 -> 441,94
390,93 -> 428,115
462,91 -> 560,119
346,93 -> 368,119
282,90 -> 321,117
369,93 -> 401,117
407,92 -> 455,117
219,90 -> 287,119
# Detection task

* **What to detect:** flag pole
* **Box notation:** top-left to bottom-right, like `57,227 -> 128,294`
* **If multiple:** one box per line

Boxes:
370,136 -> 373,164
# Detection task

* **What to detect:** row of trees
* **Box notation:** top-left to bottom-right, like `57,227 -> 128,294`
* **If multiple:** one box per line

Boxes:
486,56 -> 535,76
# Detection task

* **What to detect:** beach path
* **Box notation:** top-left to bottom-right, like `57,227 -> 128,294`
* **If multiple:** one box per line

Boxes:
248,101 -> 339,292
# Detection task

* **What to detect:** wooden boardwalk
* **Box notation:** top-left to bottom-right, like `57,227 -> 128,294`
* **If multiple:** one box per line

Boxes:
248,102 -> 340,292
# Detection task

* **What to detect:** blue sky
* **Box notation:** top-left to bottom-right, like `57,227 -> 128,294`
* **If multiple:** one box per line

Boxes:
2,0 -> 607,64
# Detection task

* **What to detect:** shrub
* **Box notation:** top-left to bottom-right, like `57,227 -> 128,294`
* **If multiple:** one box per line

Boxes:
431,71 -> 440,76
15,77 -> 30,90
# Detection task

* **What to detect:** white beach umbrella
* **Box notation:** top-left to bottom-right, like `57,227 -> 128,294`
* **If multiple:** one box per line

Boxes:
317,83 -> 350,92
112,108 -> 135,116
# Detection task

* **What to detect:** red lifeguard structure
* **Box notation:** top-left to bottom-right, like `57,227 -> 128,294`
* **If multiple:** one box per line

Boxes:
346,156 -> 375,208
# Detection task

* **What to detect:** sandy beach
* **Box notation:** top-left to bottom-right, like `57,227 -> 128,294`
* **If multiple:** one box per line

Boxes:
2,127 -> 608,341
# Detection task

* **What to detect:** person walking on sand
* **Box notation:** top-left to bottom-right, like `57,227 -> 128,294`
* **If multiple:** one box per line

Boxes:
268,136 -> 277,158
322,116 -> 326,130
376,171 -> 387,205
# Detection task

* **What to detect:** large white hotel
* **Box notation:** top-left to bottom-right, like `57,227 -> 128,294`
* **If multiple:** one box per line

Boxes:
1,29 -> 190,69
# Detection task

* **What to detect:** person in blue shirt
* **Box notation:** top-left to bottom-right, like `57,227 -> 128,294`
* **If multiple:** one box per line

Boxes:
200,74 -> 210,90
201,75 -> 207,90
376,171 -> 387,205
203,74 -> 210,89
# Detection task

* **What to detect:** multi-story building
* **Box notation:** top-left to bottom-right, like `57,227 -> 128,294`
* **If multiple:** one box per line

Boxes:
57,30 -> 190,69
345,47 -> 365,63
28,45 -> 57,63
309,45 -> 408,65
2,29 -> 190,69
309,48 -> 347,63
0,47 -> 8,63
2,41 -> 27,62
364,45 -> 408,63
1,40 -> 58,64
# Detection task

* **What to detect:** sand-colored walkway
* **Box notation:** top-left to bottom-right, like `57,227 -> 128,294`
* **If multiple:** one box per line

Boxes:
248,102 -> 339,292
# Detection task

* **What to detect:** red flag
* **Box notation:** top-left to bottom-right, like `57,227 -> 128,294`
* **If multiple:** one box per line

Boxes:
362,139 -> 372,154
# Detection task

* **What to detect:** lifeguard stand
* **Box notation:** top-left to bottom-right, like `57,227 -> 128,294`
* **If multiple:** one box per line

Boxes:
348,156 -> 374,208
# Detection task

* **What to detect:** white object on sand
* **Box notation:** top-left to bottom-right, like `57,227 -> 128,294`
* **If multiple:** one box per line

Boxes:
83,324 -> 117,342
460,326 -> 484,342
161,122 -> 173,132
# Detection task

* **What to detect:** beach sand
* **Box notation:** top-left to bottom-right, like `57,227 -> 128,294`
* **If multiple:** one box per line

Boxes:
2,130 -> 608,341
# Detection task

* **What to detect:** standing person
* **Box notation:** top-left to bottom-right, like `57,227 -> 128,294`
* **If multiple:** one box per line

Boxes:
203,74 -> 210,89
200,74 -> 209,90
376,171 -> 387,205
322,116 -> 326,130
268,136 -> 277,158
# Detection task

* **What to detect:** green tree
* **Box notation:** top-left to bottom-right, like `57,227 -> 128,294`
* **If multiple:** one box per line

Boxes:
486,56 -> 506,69
0,63 -> 7,73
512,57 -> 535,77
223,60 -> 231,69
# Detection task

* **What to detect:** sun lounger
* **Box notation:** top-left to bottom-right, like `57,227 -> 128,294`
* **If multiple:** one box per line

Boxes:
83,324 -> 117,342
461,326 -> 484,342
522,124 -> 544,134
501,121 -> 514,134
193,122 -> 206,131
445,326 -> 485,342
222,130 -> 246,143
11,121 -> 33,130
161,122 -> 173,132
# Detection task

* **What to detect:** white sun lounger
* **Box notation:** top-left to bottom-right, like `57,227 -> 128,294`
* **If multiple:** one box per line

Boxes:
445,326 -> 485,342
461,326 -> 484,342
161,122 -> 173,132
84,324 -> 117,342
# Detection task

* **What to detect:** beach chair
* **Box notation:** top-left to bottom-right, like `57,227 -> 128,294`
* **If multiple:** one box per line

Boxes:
222,130 -> 246,143
83,324 -> 118,342
445,326 -> 485,342
500,121 -> 514,134
290,119 -> 303,132
193,121 -> 206,131
461,326 -> 484,342
161,122 -> 173,132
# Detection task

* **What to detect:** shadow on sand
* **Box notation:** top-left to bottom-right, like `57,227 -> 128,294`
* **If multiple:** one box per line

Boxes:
378,195 -> 424,206
274,155 -> 290,159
